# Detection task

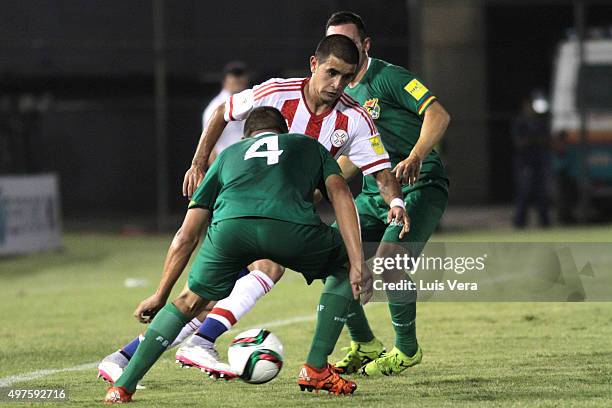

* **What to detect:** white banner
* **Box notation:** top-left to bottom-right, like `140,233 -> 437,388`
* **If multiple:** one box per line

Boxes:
0,174 -> 62,256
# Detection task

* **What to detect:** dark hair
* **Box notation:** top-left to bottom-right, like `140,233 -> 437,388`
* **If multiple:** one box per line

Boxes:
223,61 -> 248,77
314,34 -> 359,65
243,106 -> 289,137
325,11 -> 367,41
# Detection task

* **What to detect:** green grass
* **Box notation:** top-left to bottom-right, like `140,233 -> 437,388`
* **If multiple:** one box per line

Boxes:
1,226 -> 612,407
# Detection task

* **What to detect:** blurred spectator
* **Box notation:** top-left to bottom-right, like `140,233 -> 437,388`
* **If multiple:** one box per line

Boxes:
0,93 -> 49,174
512,97 -> 551,228
202,61 -> 249,165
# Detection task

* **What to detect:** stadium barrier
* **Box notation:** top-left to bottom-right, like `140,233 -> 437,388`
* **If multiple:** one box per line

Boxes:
0,174 -> 62,256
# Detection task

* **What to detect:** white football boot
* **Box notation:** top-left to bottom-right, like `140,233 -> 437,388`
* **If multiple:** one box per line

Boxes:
97,350 -> 128,384
175,336 -> 238,380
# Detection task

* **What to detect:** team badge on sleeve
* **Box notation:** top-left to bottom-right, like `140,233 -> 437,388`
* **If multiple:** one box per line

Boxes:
369,136 -> 386,155
404,79 -> 429,100
331,129 -> 349,148
363,98 -> 380,119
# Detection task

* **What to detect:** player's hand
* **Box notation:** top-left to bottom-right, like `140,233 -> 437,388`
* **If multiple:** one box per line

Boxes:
348,261 -> 363,301
349,261 -> 373,304
392,152 -> 422,186
313,189 -> 324,204
359,263 -> 374,305
134,294 -> 166,324
387,205 -> 410,239
183,164 -> 206,198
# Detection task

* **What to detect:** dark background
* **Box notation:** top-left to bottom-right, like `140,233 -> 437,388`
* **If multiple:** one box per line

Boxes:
1,0 -> 611,217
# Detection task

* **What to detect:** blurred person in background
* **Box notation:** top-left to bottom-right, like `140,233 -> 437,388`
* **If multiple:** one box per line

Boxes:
203,61 -> 249,165
512,95 -> 551,228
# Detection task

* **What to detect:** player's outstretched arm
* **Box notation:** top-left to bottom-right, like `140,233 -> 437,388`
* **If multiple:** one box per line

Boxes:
393,101 -> 450,185
183,104 -> 228,197
325,174 -> 372,304
134,208 -> 211,323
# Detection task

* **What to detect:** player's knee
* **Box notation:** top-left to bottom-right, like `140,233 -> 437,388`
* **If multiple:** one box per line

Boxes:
173,289 -> 209,319
203,300 -> 216,313
252,259 -> 285,283
376,241 -> 408,259
322,275 -> 354,301
194,300 -> 216,322
266,264 -> 285,283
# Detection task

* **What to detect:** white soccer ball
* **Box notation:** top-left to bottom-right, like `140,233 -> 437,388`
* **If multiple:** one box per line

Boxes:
228,329 -> 284,384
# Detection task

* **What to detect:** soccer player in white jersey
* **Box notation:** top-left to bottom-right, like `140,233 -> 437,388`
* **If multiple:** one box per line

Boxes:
98,35 -> 408,383
202,61 -> 249,165
184,36 -> 396,195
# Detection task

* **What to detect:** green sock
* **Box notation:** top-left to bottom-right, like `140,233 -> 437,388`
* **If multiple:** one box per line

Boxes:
306,293 -> 350,369
345,298 -> 375,343
388,302 -> 418,357
115,303 -> 189,393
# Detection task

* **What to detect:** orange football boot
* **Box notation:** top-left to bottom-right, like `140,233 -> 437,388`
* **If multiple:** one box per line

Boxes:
103,386 -> 133,403
297,363 -> 357,395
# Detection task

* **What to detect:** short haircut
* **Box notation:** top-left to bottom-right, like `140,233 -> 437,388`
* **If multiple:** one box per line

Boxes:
314,34 -> 359,65
325,11 -> 367,41
243,107 -> 289,137
223,61 -> 248,78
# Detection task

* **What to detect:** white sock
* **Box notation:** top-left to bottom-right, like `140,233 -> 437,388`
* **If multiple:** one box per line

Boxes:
208,270 -> 275,330
187,333 -> 214,348
169,317 -> 202,348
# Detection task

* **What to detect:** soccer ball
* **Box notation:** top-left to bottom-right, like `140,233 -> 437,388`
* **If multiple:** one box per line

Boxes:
228,329 -> 284,384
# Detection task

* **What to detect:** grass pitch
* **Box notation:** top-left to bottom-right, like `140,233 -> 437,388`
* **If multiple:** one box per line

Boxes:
1,225 -> 611,407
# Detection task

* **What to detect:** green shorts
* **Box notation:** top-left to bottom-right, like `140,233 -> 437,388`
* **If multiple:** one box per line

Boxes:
188,217 -> 351,300
334,178 -> 448,252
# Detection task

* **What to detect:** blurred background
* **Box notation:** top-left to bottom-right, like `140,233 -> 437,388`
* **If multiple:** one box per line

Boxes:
1,0 -> 612,255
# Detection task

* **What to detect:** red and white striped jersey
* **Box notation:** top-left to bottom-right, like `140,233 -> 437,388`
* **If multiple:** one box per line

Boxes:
224,77 -> 391,175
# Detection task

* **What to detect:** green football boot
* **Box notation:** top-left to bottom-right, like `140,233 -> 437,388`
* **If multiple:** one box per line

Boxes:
333,338 -> 385,374
361,346 -> 422,377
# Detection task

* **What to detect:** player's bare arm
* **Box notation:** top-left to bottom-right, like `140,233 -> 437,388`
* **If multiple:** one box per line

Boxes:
183,104 -> 228,197
393,101 -> 450,185
134,208 -> 210,323
337,155 -> 360,181
373,169 -> 410,238
313,156 -> 359,203
325,173 -> 372,303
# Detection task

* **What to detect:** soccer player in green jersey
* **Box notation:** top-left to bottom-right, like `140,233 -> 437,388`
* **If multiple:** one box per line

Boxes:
103,107 -> 371,402
325,11 -> 451,376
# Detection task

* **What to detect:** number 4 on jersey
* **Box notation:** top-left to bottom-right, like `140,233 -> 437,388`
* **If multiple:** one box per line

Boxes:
244,135 -> 284,165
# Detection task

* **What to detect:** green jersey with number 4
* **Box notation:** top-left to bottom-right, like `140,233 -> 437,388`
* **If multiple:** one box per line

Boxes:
344,58 -> 448,195
189,132 -> 342,226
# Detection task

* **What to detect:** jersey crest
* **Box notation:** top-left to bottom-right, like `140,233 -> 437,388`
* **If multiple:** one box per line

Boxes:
363,98 -> 381,120
331,129 -> 349,148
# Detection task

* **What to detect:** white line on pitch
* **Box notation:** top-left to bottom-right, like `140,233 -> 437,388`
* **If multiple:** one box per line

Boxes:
0,363 -> 99,388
